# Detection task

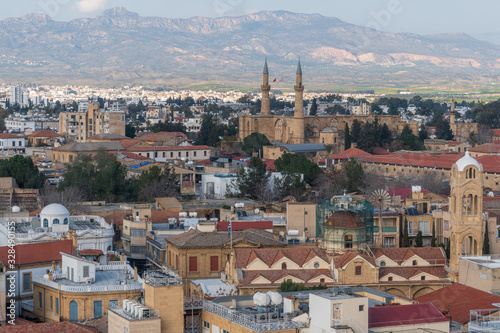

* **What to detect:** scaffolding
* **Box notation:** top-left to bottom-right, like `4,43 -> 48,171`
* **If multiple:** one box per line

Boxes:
316,195 -> 374,251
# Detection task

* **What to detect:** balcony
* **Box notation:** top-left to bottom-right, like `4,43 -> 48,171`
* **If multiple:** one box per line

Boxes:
382,227 -> 397,233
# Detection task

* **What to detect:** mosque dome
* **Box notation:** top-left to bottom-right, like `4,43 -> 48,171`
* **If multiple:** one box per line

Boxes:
40,203 -> 70,216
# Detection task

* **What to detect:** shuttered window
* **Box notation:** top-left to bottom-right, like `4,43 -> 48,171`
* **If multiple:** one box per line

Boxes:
189,257 -> 197,272
210,256 -> 218,272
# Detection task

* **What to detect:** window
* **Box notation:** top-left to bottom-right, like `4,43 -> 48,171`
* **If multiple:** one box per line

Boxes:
63,218 -> 68,225
83,266 -> 89,278
194,152 -> 197,157
344,235 -> 353,249
50,296 -> 53,311
421,275 -> 426,280
19,141 -> 22,146
56,298 -> 59,314
110,300 -> 118,309
388,276 -> 393,281
359,305 -> 364,312
281,263 -> 287,270
186,152 -> 189,157
12,141 -> 15,147
222,330 -> 229,333
53,218 -> 60,225
43,218 -> 49,228
314,262 -> 320,269
39,292 -> 43,308
189,257 -> 198,272
412,260 -> 417,266
131,246 -> 146,254
210,256 -> 218,272
380,261 -> 386,267
355,266 -> 362,275
94,300 -> 102,318
23,272 -> 32,292
203,321 -> 210,329
171,152 -> 173,158
178,152 -> 181,157
131,229 -> 146,237
204,151 -> 207,156
320,278 -> 325,283
418,221 -> 430,235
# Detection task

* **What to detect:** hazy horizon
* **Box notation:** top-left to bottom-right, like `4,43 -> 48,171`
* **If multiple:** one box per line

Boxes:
3,1 -> 500,44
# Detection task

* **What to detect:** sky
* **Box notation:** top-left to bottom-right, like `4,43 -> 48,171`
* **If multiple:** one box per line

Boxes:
3,0 -> 500,42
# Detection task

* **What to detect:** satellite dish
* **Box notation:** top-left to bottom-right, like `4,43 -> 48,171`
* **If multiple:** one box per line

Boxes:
370,189 -> 391,211
254,208 -> 260,214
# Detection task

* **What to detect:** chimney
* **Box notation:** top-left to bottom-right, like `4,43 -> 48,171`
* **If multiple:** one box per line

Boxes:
72,233 -> 78,249
51,261 -> 56,270
68,229 -> 73,240
62,234 -> 67,240
121,253 -> 125,262
48,272 -> 53,281
134,267 -> 138,281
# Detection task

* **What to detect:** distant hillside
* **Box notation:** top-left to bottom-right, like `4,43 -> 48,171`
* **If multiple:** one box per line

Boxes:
1,7 -> 500,90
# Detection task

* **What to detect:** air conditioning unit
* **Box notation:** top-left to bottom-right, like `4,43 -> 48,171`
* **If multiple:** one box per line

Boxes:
84,278 -> 94,284
139,307 -> 150,319
256,313 -> 268,323
123,300 -> 131,311
269,312 -> 279,322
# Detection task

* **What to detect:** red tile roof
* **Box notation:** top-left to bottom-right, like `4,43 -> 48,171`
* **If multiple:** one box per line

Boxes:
29,207 -> 43,217
217,221 -> 273,231
151,210 -> 180,222
468,143 -> 500,154
121,152 -> 150,160
379,266 -> 449,279
0,133 -> 25,139
415,283 -> 500,324
373,247 -> 447,265
386,187 -> 430,200
334,251 -> 376,268
101,211 -> 129,226
235,248 -> 330,269
325,211 -> 365,229
0,240 -> 73,266
127,145 -> 210,152
79,249 -> 103,256
261,159 -> 276,171
493,129 -> 500,136
239,269 -> 333,287
328,148 -> 372,161
0,322 -> 100,332
369,303 -> 448,328
27,130 -> 62,137
119,139 -> 141,148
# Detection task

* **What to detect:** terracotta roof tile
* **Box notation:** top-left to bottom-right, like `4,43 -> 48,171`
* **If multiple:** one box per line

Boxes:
415,283 -> 500,324
0,240 -> 73,266
334,251 -> 376,268
0,322 -> 100,332
379,266 -> 449,279
238,269 -> 333,287
151,210 -> 180,222
369,303 -> 448,328
373,247 -> 447,265
216,221 -> 273,231
166,229 -> 285,248
235,248 -> 330,268
27,130 -> 62,137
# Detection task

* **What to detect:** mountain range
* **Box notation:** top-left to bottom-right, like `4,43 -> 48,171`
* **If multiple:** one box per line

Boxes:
1,7 -> 500,91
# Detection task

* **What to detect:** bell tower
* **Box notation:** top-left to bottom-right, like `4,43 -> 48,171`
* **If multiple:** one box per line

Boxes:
448,151 -> 484,282
261,58 -> 271,115
293,58 -> 305,143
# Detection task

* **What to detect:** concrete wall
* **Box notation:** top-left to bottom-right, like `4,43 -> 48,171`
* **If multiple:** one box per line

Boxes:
108,309 -> 161,333
144,283 -> 184,333
286,203 -> 317,240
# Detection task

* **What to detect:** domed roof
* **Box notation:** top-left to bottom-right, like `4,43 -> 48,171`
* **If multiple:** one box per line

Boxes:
40,203 -> 70,216
325,211 -> 364,229
455,151 -> 482,172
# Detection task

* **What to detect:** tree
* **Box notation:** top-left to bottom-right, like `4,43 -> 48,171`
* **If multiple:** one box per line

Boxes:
435,118 -> 454,140
136,165 -> 179,202
274,153 -> 322,186
415,230 -> 423,247
344,158 -> 365,193
419,124 -> 429,142
401,124 -> 413,138
483,221 -> 490,255
125,124 -> 136,139
240,133 -> 271,156
0,155 -> 46,189
402,219 -> 410,247
309,98 -> 318,116
351,119 -> 361,143
344,123 -> 351,150
227,157 -> 271,201
431,223 -> 437,247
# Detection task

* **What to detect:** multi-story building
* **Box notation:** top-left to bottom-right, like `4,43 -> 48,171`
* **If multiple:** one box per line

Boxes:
9,85 -> 23,106
0,133 -> 26,153
32,252 -> 142,322
59,102 -> 126,142
0,240 -> 74,316
0,203 -> 114,254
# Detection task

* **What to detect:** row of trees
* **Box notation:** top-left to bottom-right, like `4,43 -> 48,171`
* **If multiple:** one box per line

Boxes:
59,150 -> 180,202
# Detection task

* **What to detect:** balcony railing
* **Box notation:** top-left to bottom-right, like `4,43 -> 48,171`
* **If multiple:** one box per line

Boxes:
33,276 -> 142,293
203,301 -> 307,332
382,227 -> 397,233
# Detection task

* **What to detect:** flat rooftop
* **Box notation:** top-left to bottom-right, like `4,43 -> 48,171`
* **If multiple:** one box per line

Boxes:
55,269 -> 142,288
462,255 -> 500,269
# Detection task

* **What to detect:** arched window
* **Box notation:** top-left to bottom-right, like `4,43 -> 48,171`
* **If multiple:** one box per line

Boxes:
380,261 -> 386,267
53,218 -> 60,225
412,260 -> 417,266
281,263 -> 287,270
344,235 -> 353,249
63,218 -> 69,225
43,218 -> 48,228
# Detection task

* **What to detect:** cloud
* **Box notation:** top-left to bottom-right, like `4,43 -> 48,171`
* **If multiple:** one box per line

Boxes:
76,0 -> 108,13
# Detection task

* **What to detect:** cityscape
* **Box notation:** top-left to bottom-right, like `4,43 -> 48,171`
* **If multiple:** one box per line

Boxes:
1,1 -> 500,333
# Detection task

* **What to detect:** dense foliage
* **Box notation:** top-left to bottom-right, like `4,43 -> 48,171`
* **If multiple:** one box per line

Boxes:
240,133 -> 271,156
274,153 -> 322,185
0,155 -> 46,188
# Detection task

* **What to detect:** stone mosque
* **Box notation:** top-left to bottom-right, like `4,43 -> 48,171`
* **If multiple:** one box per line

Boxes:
238,59 -> 419,146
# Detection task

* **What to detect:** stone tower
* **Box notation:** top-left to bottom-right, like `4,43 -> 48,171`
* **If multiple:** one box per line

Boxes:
261,58 -> 271,115
293,59 -> 305,143
448,151 -> 484,282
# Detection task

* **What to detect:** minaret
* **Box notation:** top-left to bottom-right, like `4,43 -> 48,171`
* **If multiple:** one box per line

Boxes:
294,58 -> 305,143
261,58 -> 271,115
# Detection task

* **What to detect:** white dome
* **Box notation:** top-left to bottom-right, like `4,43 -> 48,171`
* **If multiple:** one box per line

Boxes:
455,151 -> 482,172
40,203 -> 70,216
11,206 -> 20,213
